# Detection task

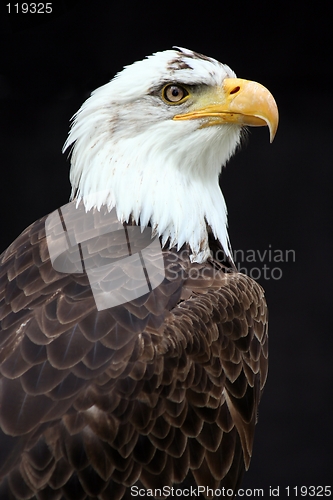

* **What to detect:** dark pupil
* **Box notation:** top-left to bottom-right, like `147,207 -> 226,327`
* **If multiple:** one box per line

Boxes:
172,87 -> 179,96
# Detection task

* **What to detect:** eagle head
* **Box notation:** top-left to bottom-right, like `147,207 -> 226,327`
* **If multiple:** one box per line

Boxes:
64,47 -> 278,263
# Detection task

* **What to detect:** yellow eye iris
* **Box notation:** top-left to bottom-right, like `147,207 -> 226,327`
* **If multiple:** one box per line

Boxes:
162,84 -> 189,104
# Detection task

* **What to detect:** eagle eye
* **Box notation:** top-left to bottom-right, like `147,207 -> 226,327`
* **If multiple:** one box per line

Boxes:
162,84 -> 189,104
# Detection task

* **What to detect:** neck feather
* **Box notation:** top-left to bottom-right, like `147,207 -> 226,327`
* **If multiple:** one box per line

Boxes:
68,120 -> 240,263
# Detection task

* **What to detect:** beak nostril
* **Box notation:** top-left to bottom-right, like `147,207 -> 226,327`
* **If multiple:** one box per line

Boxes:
230,86 -> 240,95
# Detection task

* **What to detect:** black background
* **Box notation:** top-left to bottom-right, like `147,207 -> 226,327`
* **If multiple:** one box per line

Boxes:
0,0 -> 332,496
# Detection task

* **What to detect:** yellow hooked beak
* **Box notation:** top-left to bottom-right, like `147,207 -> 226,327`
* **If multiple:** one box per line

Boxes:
173,78 -> 278,142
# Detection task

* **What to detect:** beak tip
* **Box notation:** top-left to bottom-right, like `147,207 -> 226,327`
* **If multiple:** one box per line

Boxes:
269,101 -> 279,143
269,119 -> 278,143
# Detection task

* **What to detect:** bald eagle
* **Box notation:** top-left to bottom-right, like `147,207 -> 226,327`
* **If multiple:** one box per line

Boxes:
0,48 -> 278,499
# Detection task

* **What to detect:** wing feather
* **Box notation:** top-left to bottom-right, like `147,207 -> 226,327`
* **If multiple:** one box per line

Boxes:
0,206 -> 268,499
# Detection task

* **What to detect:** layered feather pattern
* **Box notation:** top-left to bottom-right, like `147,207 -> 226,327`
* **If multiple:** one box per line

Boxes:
0,203 -> 268,499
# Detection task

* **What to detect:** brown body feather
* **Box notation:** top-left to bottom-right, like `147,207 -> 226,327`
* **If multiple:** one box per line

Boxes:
0,203 -> 268,499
